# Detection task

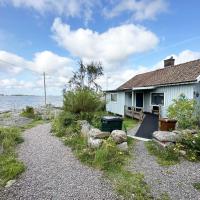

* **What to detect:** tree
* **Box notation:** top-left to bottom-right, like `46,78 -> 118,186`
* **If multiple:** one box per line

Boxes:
69,60 -> 103,92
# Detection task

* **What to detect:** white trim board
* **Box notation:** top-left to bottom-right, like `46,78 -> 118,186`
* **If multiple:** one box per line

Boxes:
128,135 -> 151,142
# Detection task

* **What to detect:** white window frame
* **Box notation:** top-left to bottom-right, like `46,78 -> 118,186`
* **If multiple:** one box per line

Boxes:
110,93 -> 118,103
150,92 -> 165,106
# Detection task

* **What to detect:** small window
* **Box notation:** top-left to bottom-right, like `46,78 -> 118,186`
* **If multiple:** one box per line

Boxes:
151,93 -> 164,105
111,93 -> 117,102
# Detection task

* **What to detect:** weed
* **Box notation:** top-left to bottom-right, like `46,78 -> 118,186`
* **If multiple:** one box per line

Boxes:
145,141 -> 179,166
193,182 -> 200,191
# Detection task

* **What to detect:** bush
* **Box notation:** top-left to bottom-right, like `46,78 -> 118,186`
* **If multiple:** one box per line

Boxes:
63,89 -> 104,114
167,94 -> 196,129
51,111 -> 76,137
21,106 -> 35,118
177,132 -> 200,161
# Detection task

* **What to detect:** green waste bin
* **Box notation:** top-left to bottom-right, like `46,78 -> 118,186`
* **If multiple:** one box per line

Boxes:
101,116 -> 123,132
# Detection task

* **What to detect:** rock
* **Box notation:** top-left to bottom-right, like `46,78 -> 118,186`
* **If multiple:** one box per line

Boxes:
152,138 -> 174,148
153,131 -> 180,142
172,130 -> 182,135
80,121 -> 91,137
110,130 -> 127,144
182,129 -> 198,135
117,142 -> 128,152
5,179 -> 16,188
88,137 -> 103,148
179,150 -> 186,156
88,128 -> 110,139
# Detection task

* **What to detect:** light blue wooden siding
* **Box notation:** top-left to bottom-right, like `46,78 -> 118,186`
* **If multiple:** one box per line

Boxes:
125,92 -> 132,106
152,84 -> 194,117
194,82 -> 200,102
106,92 -> 125,116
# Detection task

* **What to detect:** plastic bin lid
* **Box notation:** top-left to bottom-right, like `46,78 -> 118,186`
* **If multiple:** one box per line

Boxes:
102,116 -> 123,121
159,118 -> 177,122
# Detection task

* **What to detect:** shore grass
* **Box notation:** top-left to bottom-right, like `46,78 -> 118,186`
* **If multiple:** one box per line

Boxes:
63,133 -> 152,199
19,119 -> 44,131
0,127 -> 25,186
145,141 -> 179,166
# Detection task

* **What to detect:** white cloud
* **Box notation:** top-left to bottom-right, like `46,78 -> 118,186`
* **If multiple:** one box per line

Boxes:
51,18 -> 159,69
0,51 -> 25,74
103,0 -> 168,21
0,50 -> 75,93
0,0 -> 98,24
100,49 -> 200,90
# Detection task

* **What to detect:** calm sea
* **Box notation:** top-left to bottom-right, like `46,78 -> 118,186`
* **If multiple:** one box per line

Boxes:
0,96 -> 63,112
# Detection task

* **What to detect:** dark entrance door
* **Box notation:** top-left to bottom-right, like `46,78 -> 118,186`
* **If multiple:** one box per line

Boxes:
136,92 -> 143,108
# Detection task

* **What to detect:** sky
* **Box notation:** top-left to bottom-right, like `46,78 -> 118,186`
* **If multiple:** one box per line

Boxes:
0,0 -> 200,95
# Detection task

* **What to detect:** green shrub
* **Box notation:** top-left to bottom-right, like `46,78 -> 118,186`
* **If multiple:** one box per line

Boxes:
167,94 -> 196,129
178,132 -> 200,161
63,89 -> 103,114
51,111 -> 76,137
21,106 -> 35,119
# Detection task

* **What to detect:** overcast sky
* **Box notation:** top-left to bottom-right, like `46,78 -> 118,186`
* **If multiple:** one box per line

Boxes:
0,0 -> 200,95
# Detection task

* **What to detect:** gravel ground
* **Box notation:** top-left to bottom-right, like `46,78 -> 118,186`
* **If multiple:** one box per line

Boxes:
0,123 -> 118,200
128,140 -> 200,200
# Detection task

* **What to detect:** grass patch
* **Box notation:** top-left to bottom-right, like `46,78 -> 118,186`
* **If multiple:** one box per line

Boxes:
123,117 -> 138,131
193,182 -> 200,191
145,141 -> 179,166
63,132 -> 152,199
0,154 -> 25,186
19,119 -> 44,131
0,127 -> 25,186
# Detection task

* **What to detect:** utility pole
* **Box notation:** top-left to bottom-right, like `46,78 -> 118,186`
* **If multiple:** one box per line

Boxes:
43,72 -> 47,106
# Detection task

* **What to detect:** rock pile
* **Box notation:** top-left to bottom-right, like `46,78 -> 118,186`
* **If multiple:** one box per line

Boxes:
153,129 -> 198,148
79,120 -> 128,151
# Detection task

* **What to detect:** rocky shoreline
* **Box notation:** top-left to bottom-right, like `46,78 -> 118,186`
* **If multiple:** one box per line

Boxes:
0,105 -> 62,127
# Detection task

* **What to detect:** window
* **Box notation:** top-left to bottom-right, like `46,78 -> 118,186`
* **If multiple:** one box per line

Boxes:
151,93 -> 164,105
111,93 -> 117,102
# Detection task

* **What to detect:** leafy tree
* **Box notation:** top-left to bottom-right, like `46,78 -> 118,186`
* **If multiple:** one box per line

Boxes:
167,94 -> 196,129
69,60 -> 103,92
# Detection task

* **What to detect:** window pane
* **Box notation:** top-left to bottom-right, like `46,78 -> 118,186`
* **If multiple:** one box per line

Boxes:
151,93 -> 164,105
111,94 -> 117,102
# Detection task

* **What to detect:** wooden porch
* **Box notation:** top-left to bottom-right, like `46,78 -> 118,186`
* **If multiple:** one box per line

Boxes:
124,105 -> 161,121
124,105 -> 144,121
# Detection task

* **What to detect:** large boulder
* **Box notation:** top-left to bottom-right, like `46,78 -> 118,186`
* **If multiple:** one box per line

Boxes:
153,131 -> 180,142
88,137 -> 103,148
117,142 -> 128,152
152,138 -> 174,148
79,120 -> 91,137
88,128 -> 110,139
110,130 -> 127,144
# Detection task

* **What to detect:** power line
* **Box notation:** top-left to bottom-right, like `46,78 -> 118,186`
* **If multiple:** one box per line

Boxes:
0,59 -> 22,67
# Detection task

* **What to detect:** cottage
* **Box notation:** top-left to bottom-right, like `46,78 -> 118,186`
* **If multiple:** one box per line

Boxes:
106,57 -> 200,119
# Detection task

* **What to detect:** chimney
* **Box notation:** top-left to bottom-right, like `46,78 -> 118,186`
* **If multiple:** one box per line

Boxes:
164,56 -> 175,67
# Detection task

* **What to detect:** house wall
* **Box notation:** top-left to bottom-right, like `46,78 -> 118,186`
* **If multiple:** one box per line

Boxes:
106,92 -> 125,116
106,83 -> 195,118
125,92 -> 132,106
193,82 -> 200,102
151,84 -> 194,117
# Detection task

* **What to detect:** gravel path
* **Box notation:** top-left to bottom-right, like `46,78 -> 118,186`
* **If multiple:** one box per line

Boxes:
129,140 -> 200,200
0,123 -> 118,200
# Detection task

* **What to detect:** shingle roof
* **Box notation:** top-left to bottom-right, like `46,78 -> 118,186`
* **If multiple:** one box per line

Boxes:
118,59 -> 200,90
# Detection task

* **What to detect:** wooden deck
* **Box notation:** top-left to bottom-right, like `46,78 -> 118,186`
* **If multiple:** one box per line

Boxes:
124,106 -> 144,121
